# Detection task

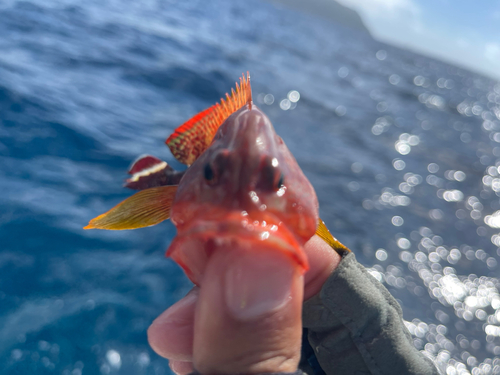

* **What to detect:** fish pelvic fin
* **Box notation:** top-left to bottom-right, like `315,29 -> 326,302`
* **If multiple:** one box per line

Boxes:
316,219 -> 351,256
84,185 -> 178,230
166,72 -> 252,165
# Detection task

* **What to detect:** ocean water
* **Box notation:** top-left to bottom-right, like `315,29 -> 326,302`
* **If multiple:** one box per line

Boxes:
1,0 -> 500,374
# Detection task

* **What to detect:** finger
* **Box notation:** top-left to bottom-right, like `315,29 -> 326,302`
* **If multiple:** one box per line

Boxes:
147,235 -> 341,362
169,360 -> 194,375
303,235 -> 341,300
148,288 -> 198,361
193,245 -> 304,374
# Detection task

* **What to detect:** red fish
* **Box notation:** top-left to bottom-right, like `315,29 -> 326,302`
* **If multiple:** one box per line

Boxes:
84,73 -> 349,285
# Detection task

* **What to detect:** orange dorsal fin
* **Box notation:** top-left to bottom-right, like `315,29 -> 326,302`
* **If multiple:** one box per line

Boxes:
315,219 -> 351,255
166,72 -> 252,165
84,185 -> 178,230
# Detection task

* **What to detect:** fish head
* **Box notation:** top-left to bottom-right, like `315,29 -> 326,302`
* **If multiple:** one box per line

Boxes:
168,104 -> 318,284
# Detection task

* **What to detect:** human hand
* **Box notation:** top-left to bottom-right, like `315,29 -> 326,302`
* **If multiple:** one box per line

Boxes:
148,235 -> 341,374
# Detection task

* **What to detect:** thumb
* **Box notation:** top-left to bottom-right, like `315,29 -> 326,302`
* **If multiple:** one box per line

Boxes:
193,245 -> 304,374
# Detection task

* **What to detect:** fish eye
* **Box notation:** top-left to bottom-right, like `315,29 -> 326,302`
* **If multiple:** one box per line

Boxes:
204,163 -> 214,181
277,172 -> 284,189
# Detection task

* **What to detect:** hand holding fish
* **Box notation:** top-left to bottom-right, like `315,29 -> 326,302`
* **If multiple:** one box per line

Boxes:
85,73 -> 350,374
148,234 -> 341,375
84,74 -> 441,375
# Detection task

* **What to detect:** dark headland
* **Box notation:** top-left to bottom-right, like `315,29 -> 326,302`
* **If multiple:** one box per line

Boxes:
268,0 -> 371,36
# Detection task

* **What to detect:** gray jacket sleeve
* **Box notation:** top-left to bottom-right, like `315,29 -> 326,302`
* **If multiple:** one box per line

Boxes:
302,252 -> 440,375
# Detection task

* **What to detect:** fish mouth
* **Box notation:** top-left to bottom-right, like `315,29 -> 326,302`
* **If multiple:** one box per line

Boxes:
166,212 -> 308,285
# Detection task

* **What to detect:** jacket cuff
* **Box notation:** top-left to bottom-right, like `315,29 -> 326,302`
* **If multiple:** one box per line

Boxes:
303,252 -> 440,375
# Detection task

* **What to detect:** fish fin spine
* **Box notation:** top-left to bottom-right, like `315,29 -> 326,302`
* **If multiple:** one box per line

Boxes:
84,185 -> 178,230
166,72 -> 251,165
315,219 -> 351,255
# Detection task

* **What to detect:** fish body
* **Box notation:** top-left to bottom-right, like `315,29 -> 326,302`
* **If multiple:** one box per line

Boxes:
85,73 -> 349,285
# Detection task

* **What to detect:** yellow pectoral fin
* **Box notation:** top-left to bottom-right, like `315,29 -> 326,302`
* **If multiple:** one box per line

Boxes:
316,219 -> 351,255
84,185 -> 178,230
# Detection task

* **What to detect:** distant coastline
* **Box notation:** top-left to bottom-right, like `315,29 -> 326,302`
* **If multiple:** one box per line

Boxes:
267,0 -> 371,36
267,0 -> 499,81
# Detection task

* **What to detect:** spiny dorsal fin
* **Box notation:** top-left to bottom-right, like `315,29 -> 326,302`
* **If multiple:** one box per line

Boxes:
166,72 -> 252,165
84,185 -> 178,230
315,219 -> 351,255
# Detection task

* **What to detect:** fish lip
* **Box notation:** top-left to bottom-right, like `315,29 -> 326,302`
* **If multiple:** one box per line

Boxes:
173,212 -> 293,245
166,212 -> 309,285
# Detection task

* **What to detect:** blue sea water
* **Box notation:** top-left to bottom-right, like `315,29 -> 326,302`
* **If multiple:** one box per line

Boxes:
1,0 -> 500,373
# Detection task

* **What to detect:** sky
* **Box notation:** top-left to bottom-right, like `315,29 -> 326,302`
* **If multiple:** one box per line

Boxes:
336,0 -> 500,81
